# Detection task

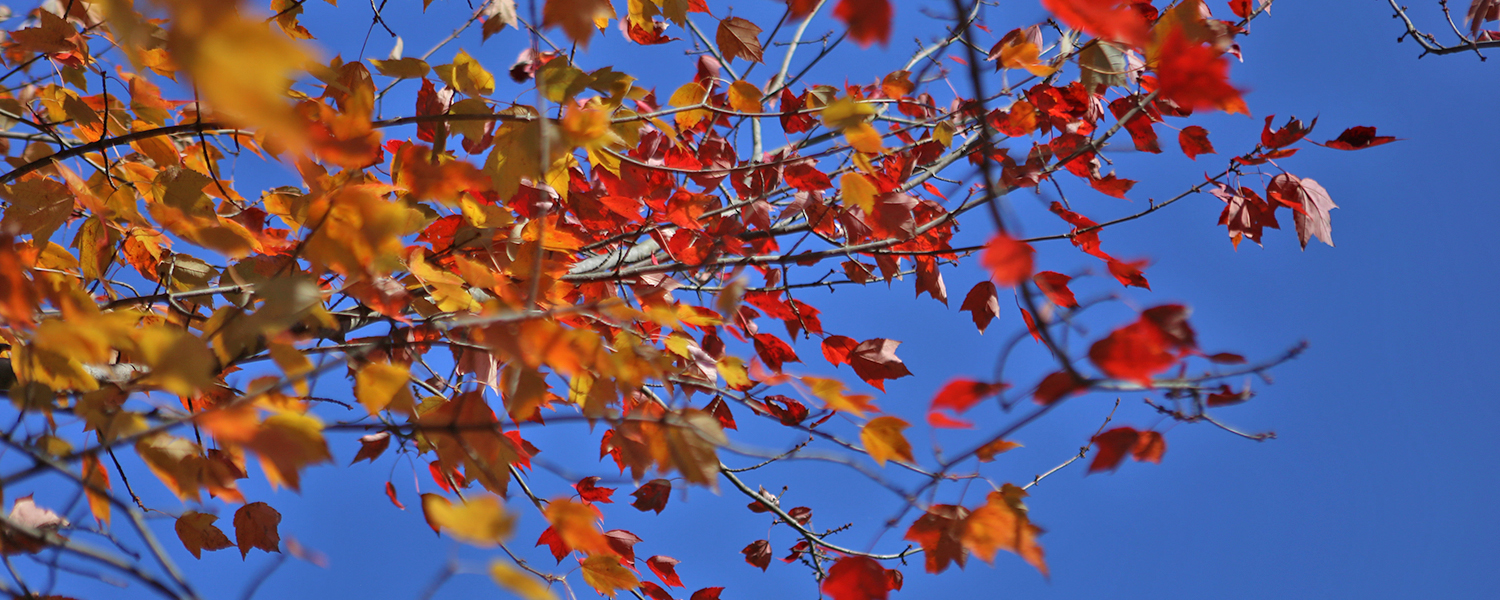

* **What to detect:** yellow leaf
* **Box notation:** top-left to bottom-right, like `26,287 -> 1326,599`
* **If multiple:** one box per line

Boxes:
840,173 -> 879,213
134,327 -> 217,397
561,103 -> 623,151
844,122 -> 886,154
820,97 -> 876,130
579,555 -> 639,598
860,416 -> 914,466
422,494 -> 514,546
802,375 -> 875,416
668,82 -> 710,130
934,121 -> 956,148
175,511 -> 233,559
137,434 -> 206,501
999,42 -> 1056,76
727,80 -> 763,113
0,178 -> 74,244
490,559 -> 558,600
434,49 -> 495,97
542,0 -> 615,47
355,361 -> 414,415
369,57 -> 430,79
268,341 -> 314,397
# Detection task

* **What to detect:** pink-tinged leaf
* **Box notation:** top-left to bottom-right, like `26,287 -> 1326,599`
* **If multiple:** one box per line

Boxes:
742,539 -> 772,571
848,338 -> 914,390
1267,174 -> 1337,249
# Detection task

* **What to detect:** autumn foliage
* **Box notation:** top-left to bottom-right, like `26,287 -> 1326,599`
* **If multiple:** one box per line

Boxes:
0,0 -> 1394,599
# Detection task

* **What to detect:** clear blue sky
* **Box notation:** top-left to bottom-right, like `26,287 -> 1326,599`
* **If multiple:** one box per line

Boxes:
18,1 -> 1500,599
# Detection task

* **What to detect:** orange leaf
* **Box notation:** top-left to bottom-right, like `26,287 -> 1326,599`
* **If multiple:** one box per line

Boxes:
962,485 -> 1047,576
580,554 -> 639,597
176,511 -> 234,559
542,0 -> 615,47
903,505 -> 969,573
545,499 -> 612,556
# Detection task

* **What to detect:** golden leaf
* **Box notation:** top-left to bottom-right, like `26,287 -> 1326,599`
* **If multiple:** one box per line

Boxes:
490,559 -> 558,600
580,555 -> 639,598
727,80 -> 763,113
434,49 -> 495,97
544,499 -> 611,556
840,173 -> 878,214
860,416 -> 914,466
354,361 -> 414,415
422,493 -> 514,546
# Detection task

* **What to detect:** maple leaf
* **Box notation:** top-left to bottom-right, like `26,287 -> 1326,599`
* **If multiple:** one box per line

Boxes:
753,333 -> 801,372
822,556 -> 891,600
1033,371 -> 1086,405
742,540 -> 772,571
351,432 -> 392,464
234,502 -> 282,558
833,0 -> 893,47
640,582 -> 674,600
930,379 -> 1007,414
422,494 -> 514,547
1154,28 -> 1246,115
648,555 -> 684,587
1319,126 -> 1399,151
1089,427 -> 1168,473
981,233 -> 1034,286
904,505 -> 970,573
491,559 -> 559,600
543,0 -> 615,47
717,17 -> 764,63
581,554 -> 640,597
847,338 -> 913,390
631,479 -> 673,513
962,485 -> 1047,576
604,530 -> 642,563
959,281 -> 1001,334
545,499 -> 612,556
176,511 -> 234,559
1041,0 -> 1149,46
1,496 -> 69,555
1032,271 -> 1078,309
860,416 -> 914,466
1178,125 -> 1216,160
575,476 -> 616,504
1267,174 -> 1337,249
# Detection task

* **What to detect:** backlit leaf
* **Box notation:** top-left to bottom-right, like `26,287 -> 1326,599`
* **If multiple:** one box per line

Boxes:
860,416 -> 914,466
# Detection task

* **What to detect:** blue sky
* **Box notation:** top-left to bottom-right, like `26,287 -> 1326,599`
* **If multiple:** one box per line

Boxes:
11,1 -> 1500,599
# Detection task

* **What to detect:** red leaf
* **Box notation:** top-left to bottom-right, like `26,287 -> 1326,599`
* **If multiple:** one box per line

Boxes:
1089,173 -> 1136,199
536,526 -> 570,562
648,555 -> 684,587
1040,0 -> 1149,46
834,0 -> 892,47
783,161 -> 834,191
764,395 -> 810,425
1020,308 -> 1042,343
981,233 -> 1034,286
1031,271 -> 1078,309
1319,126 -> 1398,151
925,412 -> 974,429
742,539 -> 772,571
384,481 -> 405,510
706,396 -> 738,430
930,378 -> 1007,414
1106,258 -> 1150,289
822,335 -> 858,366
631,479 -> 672,514
1033,371 -> 1085,405
753,333 -> 802,372
1155,28 -> 1246,115
1088,427 -> 1139,473
1109,95 -> 1161,154
848,338 -> 914,390
1260,115 -> 1316,149
690,587 -> 725,600
1206,352 -> 1246,364
1211,183 -> 1279,248
640,582 -> 674,600
1178,125 -> 1215,160
1088,306 -> 1197,385
959,281 -> 1000,334
575,476 -> 615,504
1207,383 -> 1254,406
822,556 -> 891,600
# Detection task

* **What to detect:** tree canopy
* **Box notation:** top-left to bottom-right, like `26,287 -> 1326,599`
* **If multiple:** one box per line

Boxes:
0,0 -> 1428,599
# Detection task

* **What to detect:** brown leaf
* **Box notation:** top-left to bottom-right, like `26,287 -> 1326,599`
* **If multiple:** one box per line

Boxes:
716,17 -> 764,63
848,338 -> 913,390
233,502 -> 281,558
903,505 -> 969,573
